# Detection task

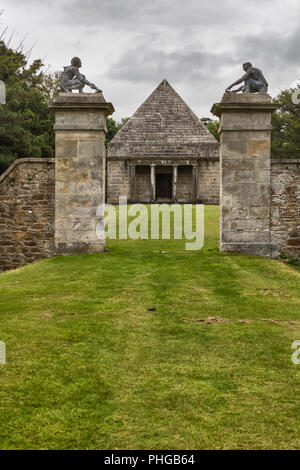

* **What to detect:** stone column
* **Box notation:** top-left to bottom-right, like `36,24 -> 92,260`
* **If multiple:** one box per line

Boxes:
211,93 -> 278,257
150,164 -> 156,203
172,165 -> 178,202
130,164 -> 136,202
49,93 -> 114,255
192,164 -> 198,203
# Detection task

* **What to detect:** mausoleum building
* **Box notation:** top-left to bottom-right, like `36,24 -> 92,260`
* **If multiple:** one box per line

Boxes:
107,80 -> 219,204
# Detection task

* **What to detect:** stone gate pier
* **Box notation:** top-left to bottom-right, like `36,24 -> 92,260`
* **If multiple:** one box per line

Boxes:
49,93 -> 114,255
211,93 -> 278,257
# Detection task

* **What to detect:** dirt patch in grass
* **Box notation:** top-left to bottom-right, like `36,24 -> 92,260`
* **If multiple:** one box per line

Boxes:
182,316 -> 231,324
261,318 -> 300,326
259,289 -> 291,298
183,316 -> 300,327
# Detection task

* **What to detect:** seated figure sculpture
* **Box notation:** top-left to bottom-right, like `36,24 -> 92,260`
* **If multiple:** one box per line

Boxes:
60,57 -> 102,93
225,62 -> 268,94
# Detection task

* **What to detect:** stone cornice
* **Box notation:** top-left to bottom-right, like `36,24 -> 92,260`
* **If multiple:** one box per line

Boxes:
211,93 -> 279,117
48,93 -> 114,116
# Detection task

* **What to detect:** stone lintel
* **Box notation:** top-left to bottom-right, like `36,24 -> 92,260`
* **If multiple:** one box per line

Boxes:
107,157 -> 219,164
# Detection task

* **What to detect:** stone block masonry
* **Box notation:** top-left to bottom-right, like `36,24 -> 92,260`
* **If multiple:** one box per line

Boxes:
212,93 -> 279,257
107,158 -> 220,204
49,93 -> 114,255
0,158 -> 55,272
271,159 -> 300,258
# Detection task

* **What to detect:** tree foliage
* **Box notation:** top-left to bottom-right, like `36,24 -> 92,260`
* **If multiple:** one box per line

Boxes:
271,85 -> 300,158
201,117 -> 220,141
106,117 -> 129,145
0,40 -> 56,173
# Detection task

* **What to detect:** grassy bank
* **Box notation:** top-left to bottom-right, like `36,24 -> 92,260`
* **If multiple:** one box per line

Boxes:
0,206 -> 300,449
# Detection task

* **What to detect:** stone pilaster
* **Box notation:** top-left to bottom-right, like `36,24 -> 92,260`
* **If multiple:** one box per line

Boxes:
192,164 -> 198,203
211,93 -> 278,257
130,164 -> 136,202
172,165 -> 178,202
150,164 -> 156,202
49,93 -> 114,255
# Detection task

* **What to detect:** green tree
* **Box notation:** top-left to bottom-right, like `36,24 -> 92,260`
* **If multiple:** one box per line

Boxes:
271,85 -> 300,158
106,117 -> 129,145
0,40 -> 55,173
201,117 -> 220,141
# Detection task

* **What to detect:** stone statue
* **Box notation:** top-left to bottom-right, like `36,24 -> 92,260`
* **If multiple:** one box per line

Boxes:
60,57 -> 102,93
225,62 -> 268,94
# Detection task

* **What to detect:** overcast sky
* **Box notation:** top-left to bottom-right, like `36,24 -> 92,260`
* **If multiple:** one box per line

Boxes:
1,0 -> 300,121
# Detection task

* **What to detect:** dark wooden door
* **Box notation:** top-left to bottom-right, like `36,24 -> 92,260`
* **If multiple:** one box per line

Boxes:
156,174 -> 172,200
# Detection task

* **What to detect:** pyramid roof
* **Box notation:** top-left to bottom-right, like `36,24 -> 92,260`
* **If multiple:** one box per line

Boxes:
108,79 -> 218,159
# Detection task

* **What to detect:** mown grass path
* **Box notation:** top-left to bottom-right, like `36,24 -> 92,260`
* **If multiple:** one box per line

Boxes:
0,206 -> 299,449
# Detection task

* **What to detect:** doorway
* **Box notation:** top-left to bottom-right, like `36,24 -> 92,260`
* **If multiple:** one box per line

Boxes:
156,173 -> 172,201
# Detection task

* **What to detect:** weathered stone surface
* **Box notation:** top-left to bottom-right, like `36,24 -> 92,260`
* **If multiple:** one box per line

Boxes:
107,79 -> 219,204
270,159 -> 300,258
50,92 -> 114,255
0,158 -> 55,271
222,243 -> 277,257
212,93 -> 278,257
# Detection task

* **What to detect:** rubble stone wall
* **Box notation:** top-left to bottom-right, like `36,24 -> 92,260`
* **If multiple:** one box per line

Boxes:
0,158 -> 55,272
271,159 -> 300,258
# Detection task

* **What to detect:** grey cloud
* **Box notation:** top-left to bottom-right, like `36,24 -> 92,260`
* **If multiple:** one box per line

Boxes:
233,27 -> 300,89
108,41 -> 236,84
55,0 -> 238,29
107,23 -> 300,95
236,29 -> 300,66
2,0 -> 300,120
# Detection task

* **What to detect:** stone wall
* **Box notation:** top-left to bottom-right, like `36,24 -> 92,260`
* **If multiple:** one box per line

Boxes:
271,159 -> 300,258
136,166 -> 151,202
107,159 -> 220,204
177,166 -> 192,202
0,158 -> 55,272
198,158 -> 219,205
107,160 -> 131,204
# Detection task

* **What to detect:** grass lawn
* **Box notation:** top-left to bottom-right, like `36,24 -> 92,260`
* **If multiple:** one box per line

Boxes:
0,205 -> 300,450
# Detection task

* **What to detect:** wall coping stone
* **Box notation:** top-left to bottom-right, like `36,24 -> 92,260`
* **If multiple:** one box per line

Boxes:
271,159 -> 300,165
0,158 -> 55,184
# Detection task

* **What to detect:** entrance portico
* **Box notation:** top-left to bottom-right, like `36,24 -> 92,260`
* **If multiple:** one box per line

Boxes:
129,160 -> 199,203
